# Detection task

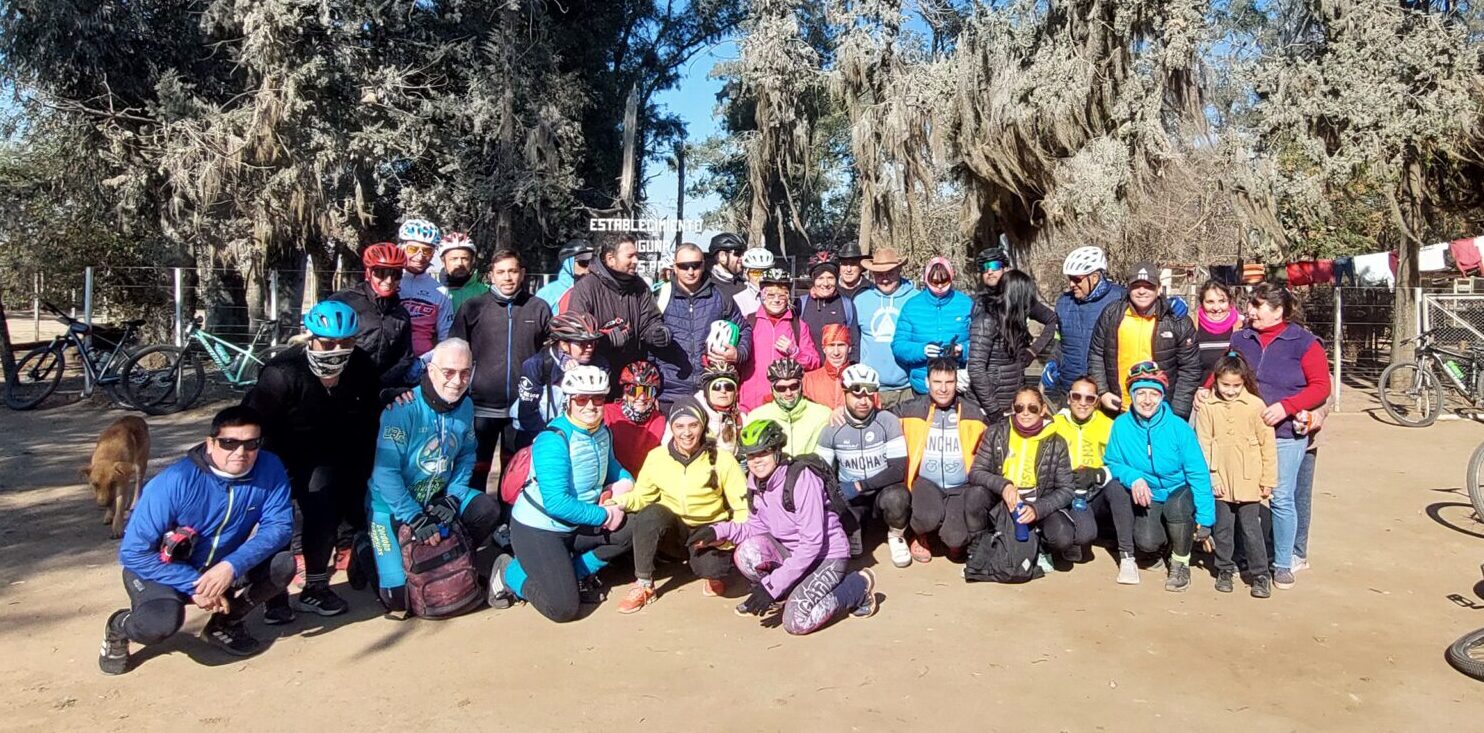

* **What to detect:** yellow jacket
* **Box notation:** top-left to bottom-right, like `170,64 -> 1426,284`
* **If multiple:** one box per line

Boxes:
1193,391 -> 1278,504
899,397 -> 987,491
1050,409 -> 1114,470
620,442 -> 750,526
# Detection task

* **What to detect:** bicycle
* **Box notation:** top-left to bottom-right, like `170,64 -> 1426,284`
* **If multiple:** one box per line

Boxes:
120,316 -> 287,415
1377,329 -> 1484,427
4,302 -> 147,411
1446,564 -> 1484,682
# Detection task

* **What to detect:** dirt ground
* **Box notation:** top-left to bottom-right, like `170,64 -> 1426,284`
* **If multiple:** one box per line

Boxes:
3,400 -> 1484,732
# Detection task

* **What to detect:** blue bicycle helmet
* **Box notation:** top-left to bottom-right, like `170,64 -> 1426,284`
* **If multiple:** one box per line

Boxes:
304,301 -> 360,339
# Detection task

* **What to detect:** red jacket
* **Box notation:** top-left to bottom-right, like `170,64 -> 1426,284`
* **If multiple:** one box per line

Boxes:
603,402 -> 665,476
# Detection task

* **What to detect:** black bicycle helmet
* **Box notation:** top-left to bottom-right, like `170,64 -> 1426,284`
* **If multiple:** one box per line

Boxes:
766,357 -> 804,383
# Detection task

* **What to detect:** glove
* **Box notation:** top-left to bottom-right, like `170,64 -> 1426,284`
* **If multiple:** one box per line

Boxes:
427,494 -> 460,525
1040,359 -> 1060,390
1168,296 -> 1188,318
923,343 -> 943,358
738,583 -> 776,616
687,525 -> 719,548
406,513 -> 440,543
1192,525 -> 1212,544
1072,467 -> 1106,492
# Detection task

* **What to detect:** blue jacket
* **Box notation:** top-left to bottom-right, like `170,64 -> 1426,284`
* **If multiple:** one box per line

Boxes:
1104,401 -> 1215,527
119,446 -> 293,595
891,287 -> 972,393
368,390 -> 478,523
512,414 -> 632,533
653,277 -> 752,403
854,280 -> 920,391
1052,276 -> 1125,393
534,255 -> 578,310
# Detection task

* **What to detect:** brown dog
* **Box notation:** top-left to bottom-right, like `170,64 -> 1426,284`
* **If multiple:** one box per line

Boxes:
81,416 -> 150,539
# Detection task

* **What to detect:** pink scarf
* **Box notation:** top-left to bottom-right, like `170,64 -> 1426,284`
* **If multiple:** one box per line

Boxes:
1198,307 -> 1239,335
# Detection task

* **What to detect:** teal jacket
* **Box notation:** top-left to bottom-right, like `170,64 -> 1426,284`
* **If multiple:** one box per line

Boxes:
368,391 -> 478,522
512,414 -> 632,533
1104,401 -> 1215,527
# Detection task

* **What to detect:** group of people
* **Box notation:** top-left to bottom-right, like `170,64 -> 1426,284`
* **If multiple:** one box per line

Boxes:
98,221 -> 1332,675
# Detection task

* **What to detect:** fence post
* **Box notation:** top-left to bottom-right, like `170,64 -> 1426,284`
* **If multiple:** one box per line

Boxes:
1332,286 -> 1343,411
83,267 -> 94,329
173,267 -> 184,347
32,271 -> 40,341
269,269 -> 280,346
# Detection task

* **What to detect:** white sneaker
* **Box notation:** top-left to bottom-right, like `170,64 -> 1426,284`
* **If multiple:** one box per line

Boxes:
887,534 -> 912,568
1117,556 -> 1140,585
1292,556 -> 1310,573
1036,552 -> 1054,574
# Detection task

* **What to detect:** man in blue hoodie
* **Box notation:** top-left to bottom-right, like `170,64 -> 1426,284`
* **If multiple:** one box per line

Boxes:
535,238 -> 594,310
855,246 -> 920,408
99,406 -> 295,674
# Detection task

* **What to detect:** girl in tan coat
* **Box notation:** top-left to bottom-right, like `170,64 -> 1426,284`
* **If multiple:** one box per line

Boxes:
1194,353 -> 1278,598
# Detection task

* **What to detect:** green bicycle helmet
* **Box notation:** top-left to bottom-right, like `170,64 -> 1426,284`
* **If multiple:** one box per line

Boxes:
738,419 -> 787,458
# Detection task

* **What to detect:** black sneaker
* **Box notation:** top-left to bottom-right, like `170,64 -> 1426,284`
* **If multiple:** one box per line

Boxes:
98,610 -> 130,675
1215,570 -> 1234,594
1062,545 -> 1084,563
200,615 -> 264,657
263,594 -> 295,625
1251,574 -> 1272,599
293,585 -> 349,617
347,533 -> 375,591
578,575 -> 607,605
1164,563 -> 1191,593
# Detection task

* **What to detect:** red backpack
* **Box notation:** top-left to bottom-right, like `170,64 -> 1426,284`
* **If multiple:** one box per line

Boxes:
499,427 -> 567,505
396,521 -> 480,619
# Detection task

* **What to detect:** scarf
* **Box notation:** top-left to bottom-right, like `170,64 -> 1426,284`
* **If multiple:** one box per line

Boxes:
1012,417 -> 1047,438
419,370 -> 465,414
621,400 -> 656,424
1198,307 -> 1238,335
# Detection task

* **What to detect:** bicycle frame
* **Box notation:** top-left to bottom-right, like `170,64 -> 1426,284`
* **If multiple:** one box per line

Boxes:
1418,343 -> 1482,405
186,320 -> 278,387
40,311 -> 139,396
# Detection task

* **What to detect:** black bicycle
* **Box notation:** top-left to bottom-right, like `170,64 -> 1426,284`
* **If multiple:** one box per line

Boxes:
3,302 -> 147,410
1377,329 -> 1484,427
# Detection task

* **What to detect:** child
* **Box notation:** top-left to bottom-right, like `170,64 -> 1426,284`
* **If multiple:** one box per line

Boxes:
1193,353 -> 1278,598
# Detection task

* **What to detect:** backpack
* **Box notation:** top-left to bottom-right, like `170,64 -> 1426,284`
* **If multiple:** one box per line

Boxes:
963,507 -> 1044,584
779,454 -> 852,516
499,427 -> 566,505
396,520 -> 481,618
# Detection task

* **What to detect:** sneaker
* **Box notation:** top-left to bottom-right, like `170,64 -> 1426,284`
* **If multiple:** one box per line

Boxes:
578,575 -> 607,605
1273,568 -> 1296,590
1062,545 -> 1084,563
293,585 -> 349,617
263,595 -> 295,625
848,529 -> 864,558
1291,556 -> 1311,573
887,534 -> 912,568
1215,570 -> 1234,594
616,584 -> 656,614
487,553 -> 518,610
492,523 -> 512,551
1036,552 -> 1054,574
98,610 -> 130,675
1116,556 -> 1140,585
851,569 -> 878,619
701,578 -> 727,598
908,534 -> 932,564
199,615 -> 263,657
1251,574 -> 1273,599
1165,563 -> 1191,593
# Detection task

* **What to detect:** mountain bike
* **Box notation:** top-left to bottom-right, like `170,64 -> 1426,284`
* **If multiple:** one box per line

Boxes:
4,302 -> 147,411
1377,329 -> 1484,427
120,316 -> 287,415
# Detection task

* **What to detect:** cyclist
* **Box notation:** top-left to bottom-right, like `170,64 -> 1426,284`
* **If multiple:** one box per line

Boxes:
1049,246 -> 1125,407
604,360 -> 666,475
735,247 -> 775,317
437,231 -> 489,312
746,358 -> 832,457
535,238 -> 595,309
692,362 -> 748,456
707,232 -> 748,300
515,311 -> 607,445
796,250 -> 860,362
329,243 -> 416,387
244,301 -> 382,621
815,364 -> 912,564
740,267 -> 820,410
892,257 -> 972,395
396,218 -> 455,359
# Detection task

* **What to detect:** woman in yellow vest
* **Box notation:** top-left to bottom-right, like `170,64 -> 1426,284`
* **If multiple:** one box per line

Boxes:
967,387 -> 1076,573
1051,376 -> 1139,585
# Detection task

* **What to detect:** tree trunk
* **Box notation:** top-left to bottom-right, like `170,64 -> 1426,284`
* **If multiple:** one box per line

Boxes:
0,287 -> 16,386
617,84 -> 640,219
1389,157 -> 1425,362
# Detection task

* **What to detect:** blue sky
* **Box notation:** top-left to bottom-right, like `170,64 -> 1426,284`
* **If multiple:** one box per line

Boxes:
644,39 -> 736,231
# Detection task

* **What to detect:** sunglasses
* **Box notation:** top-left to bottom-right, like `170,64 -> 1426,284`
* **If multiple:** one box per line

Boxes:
432,365 -> 473,381
982,260 -> 1006,273
312,337 -> 357,350
370,267 -> 403,280
846,386 -> 879,397
575,257 -> 593,267
1068,393 -> 1098,405
675,261 -> 704,271
403,244 -> 435,256
624,384 -> 655,398
773,381 -> 802,393
214,436 -> 263,453
1011,403 -> 1041,415
708,381 -> 738,393
1068,273 -> 1088,285
570,394 -> 606,407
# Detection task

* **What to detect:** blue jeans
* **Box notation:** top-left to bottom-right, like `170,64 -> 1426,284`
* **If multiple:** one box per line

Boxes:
1271,438 -> 1309,570
1295,448 -> 1317,560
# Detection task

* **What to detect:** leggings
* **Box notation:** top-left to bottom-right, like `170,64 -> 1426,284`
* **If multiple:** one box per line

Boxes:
908,479 -> 995,549
1133,486 -> 1195,559
506,519 -> 635,623
630,503 -> 732,581
472,416 -> 517,494
1038,506 -> 1097,553
734,535 -> 867,636
1214,500 -> 1268,576
1088,480 -> 1136,557
368,492 -> 501,612
120,551 -> 294,644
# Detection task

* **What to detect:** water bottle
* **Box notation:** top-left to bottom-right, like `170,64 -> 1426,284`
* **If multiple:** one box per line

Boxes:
1444,359 -> 1466,384
1014,502 -> 1030,542
1072,491 -> 1088,512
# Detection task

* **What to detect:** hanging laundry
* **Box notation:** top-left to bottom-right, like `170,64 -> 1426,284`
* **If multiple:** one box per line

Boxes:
1285,259 -> 1335,287
1332,256 -> 1356,286
1419,242 -> 1450,272
1354,252 -> 1395,287
1448,237 -> 1482,276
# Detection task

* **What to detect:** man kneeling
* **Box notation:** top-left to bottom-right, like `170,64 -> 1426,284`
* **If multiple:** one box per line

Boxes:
100,406 -> 294,674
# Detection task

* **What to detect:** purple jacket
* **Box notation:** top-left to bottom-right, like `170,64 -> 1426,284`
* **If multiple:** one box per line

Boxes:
712,463 -> 848,598
1229,323 -> 1318,440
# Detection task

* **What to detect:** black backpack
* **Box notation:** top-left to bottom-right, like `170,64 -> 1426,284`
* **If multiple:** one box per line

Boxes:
752,454 -> 852,520
963,506 -> 1044,584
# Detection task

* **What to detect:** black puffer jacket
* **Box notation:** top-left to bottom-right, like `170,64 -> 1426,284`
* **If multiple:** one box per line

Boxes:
564,257 -> 672,373
1086,294 -> 1200,418
966,296 -> 1059,417
967,420 -> 1075,516
328,281 -> 415,387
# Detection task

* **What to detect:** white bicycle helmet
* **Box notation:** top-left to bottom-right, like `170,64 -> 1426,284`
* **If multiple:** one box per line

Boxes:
841,364 -> 880,390
398,218 -> 442,246
1063,245 -> 1107,277
706,320 -> 741,353
561,365 -> 610,396
741,247 -> 775,270
438,231 -> 475,259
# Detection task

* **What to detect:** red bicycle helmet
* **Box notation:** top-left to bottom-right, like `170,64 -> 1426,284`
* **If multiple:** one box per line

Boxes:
620,360 -> 662,388
362,243 -> 407,297
548,311 -> 603,343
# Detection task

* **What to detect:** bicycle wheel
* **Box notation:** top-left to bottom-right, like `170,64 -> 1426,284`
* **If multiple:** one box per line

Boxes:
239,344 -> 288,386
4,344 -> 65,410
1467,442 -> 1484,524
1379,361 -> 1441,427
122,345 -> 206,415
1446,626 -> 1484,681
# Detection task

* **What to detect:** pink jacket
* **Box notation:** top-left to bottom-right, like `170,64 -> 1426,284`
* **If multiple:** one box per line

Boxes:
739,308 -> 821,411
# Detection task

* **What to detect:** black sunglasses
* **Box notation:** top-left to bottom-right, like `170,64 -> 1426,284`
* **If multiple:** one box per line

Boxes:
1011,403 -> 1041,415
575,257 -> 593,267
370,267 -> 403,280
675,261 -> 704,271
215,437 -> 263,452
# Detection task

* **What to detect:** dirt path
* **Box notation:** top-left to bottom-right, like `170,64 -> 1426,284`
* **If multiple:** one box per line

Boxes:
3,401 -> 1484,731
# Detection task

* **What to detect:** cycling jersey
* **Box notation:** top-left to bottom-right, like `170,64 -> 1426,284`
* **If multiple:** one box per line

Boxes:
816,410 -> 908,499
398,271 -> 454,357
